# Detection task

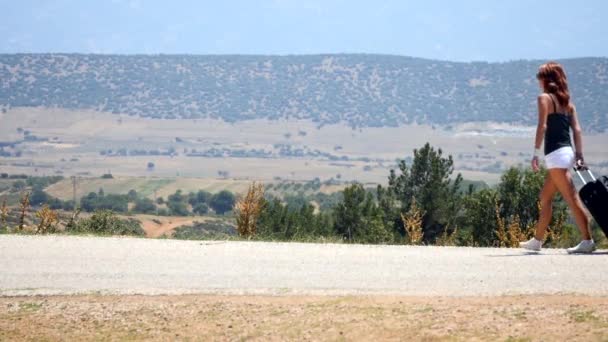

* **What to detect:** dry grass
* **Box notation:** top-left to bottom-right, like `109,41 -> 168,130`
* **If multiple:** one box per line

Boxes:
401,198 -> 424,245
2,294 -> 608,341
547,202 -> 567,244
436,225 -> 458,246
506,214 -> 526,247
494,199 -> 529,248
34,205 -> 58,234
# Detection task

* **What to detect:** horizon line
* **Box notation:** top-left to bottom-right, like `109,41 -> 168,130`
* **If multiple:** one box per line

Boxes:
1,51 -> 606,64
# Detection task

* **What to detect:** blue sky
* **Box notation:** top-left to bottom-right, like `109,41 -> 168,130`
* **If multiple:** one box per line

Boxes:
2,0 -> 607,62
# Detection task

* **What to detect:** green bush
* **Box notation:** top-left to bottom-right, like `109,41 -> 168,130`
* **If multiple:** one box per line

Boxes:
134,197 -> 156,214
193,202 -> 209,215
70,210 -> 144,236
172,220 -> 236,239
210,190 -> 235,215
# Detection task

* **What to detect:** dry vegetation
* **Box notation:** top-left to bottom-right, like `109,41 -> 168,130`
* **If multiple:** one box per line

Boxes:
0,199 -> 8,228
401,197 -> 424,245
2,294 -> 608,341
494,199 -> 535,248
17,192 -> 30,231
234,181 -> 265,238
34,205 -> 58,234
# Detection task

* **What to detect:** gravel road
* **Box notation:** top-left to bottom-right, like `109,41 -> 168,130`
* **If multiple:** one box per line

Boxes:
1,235 -> 607,296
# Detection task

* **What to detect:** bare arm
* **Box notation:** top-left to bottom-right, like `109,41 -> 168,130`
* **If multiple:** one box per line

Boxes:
531,94 -> 550,172
534,94 -> 550,151
570,104 -> 585,161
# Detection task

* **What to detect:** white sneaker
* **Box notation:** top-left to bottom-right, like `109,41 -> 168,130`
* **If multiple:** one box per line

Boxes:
566,240 -> 596,254
519,238 -> 542,251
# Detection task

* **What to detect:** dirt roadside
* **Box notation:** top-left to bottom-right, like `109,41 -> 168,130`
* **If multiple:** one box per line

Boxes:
2,294 -> 608,341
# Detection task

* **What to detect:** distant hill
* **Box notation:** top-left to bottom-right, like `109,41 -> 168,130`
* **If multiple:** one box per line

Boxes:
1,54 -> 606,131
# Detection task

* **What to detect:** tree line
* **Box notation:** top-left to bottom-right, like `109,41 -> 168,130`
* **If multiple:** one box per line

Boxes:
2,143 -> 601,247
242,143 -> 593,248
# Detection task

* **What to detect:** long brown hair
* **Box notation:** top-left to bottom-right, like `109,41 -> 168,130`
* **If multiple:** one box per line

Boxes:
536,61 -> 574,113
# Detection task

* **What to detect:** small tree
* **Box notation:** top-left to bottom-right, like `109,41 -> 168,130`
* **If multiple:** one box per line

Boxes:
494,199 -> 508,247
134,198 -> 156,214
401,197 -> 424,245
35,205 -> 58,234
436,225 -> 458,246
386,143 -> 463,242
127,189 -> 138,202
234,182 -> 265,238
65,207 -> 81,231
506,214 -> 524,248
210,190 -> 236,215
0,198 -> 8,229
334,183 -> 392,243
193,202 -> 209,215
18,192 -> 30,231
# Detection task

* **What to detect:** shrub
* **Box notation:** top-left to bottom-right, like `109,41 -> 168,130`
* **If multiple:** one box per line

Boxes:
29,188 -> 49,207
12,180 -> 26,192
134,197 -> 156,214
193,202 -> 209,215
127,189 -> 138,202
0,199 -> 8,228
210,190 -> 236,215
401,197 -> 424,245
172,220 -> 236,240
234,182 -> 265,238
72,210 -> 144,236
35,205 -> 58,234
334,183 -> 392,243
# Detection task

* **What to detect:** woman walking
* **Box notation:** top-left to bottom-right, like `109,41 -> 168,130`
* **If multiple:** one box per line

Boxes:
519,61 -> 595,253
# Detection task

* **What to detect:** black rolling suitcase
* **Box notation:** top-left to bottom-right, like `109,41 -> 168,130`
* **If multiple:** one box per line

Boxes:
575,168 -> 608,237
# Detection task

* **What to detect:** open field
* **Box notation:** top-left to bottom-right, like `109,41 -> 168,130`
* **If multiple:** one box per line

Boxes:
43,175 -> 355,202
2,294 -> 608,341
2,107 -> 607,185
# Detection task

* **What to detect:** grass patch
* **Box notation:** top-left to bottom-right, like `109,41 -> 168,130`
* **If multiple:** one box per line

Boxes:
504,337 -> 532,342
569,309 -> 599,323
18,302 -> 42,312
512,309 -> 528,321
137,179 -> 175,198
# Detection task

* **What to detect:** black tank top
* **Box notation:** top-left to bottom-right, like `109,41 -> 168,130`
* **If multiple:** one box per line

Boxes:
544,94 -> 572,155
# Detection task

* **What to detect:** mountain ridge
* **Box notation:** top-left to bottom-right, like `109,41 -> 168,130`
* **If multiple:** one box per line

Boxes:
1,53 -> 606,131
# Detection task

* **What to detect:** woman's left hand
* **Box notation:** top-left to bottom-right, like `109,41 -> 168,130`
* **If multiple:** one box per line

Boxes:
531,156 -> 540,172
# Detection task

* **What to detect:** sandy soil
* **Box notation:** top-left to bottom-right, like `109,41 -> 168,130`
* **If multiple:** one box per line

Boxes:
1,294 -> 608,341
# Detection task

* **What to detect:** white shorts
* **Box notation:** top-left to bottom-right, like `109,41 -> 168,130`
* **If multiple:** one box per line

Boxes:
544,146 -> 575,169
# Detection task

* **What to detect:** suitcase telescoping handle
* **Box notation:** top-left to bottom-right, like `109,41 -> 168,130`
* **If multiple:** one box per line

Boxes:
573,167 -> 596,185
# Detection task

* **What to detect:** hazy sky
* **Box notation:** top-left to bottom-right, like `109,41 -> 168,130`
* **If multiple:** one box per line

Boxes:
2,0 -> 607,62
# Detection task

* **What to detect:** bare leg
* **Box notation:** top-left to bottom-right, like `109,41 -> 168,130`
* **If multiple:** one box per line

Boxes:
548,169 -> 591,240
535,174 -> 557,240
